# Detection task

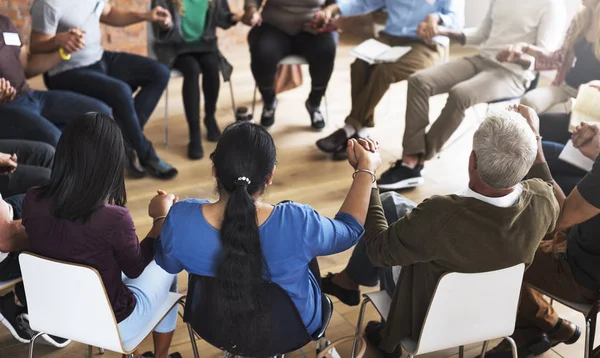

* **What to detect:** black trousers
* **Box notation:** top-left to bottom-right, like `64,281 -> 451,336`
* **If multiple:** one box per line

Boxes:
0,140 -> 54,197
173,51 -> 221,141
1,194 -> 25,305
539,112 -> 571,144
248,23 -> 337,107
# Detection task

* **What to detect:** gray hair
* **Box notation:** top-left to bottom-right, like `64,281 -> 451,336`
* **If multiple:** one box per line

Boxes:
473,110 -> 538,189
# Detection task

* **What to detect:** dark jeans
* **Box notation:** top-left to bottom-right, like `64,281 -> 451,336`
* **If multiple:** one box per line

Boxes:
0,140 -> 54,197
0,90 -> 111,146
248,23 -> 337,107
45,51 -> 170,163
173,51 -> 221,141
542,141 -> 587,195
345,192 -> 416,297
539,112 -> 571,145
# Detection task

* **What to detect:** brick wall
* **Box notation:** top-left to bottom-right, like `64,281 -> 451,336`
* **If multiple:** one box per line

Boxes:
1,0 -> 374,55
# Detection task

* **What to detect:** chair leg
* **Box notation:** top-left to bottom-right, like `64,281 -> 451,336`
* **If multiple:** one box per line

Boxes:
28,332 -> 44,358
352,298 -> 371,358
177,300 -> 200,358
585,318 -> 592,358
252,84 -> 258,118
459,345 -> 465,358
588,312 -> 597,358
324,94 -> 329,126
164,88 -> 169,146
88,345 -> 93,358
504,336 -> 518,358
99,348 -> 105,355
480,340 -> 489,358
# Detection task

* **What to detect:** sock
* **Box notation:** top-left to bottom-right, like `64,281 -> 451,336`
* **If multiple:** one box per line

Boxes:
343,124 -> 357,137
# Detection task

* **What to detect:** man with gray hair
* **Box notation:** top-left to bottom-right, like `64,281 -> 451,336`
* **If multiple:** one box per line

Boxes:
322,106 -> 571,357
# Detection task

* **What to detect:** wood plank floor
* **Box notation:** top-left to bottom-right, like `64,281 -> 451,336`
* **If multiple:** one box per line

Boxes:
0,40 -> 587,357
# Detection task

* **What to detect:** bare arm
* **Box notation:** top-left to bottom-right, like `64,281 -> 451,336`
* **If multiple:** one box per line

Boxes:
100,3 -> 171,28
19,46 -> 62,79
557,187 -> 600,231
0,221 -> 29,253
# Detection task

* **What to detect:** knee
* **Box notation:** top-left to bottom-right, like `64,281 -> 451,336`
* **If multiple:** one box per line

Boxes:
380,192 -> 415,223
153,62 -> 171,87
93,100 -> 112,117
108,83 -> 135,108
407,72 -> 433,96
447,85 -> 473,109
519,94 -> 541,113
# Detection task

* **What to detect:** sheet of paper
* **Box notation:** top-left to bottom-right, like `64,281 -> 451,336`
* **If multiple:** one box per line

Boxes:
2,32 -> 21,46
570,85 -> 600,131
559,140 -> 594,172
375,46 -> 412,63
350,39 -> 391,65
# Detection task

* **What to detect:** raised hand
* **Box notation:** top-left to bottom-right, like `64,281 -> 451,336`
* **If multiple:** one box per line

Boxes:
55,27 -> 86,54
0,78 -> 16,104
347,138 -> 382,173
147,6 -> 173,29
509,104 -> 540,135
148,189 -> 178,219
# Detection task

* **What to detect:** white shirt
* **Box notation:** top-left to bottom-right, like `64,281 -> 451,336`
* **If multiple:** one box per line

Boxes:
391,183 -> 524,283
463,0 -> 565,80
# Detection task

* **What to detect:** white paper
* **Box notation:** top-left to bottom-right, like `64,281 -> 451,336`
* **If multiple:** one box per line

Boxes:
570,85 -> 600,131
559,140 -> 594,172
350,39 -> 391,65
2,32 -> 21,47
375,46 -> 412,63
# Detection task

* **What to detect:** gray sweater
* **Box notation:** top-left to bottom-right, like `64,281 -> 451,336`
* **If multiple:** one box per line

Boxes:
245,0 -> 326,35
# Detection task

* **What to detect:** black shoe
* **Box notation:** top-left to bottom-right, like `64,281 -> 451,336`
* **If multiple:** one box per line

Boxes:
188,140 -> 204,160
477,335 -> 551,358
377,160 -> 424,190
321,273 -> 360,306
142,351 -> 182,358
316,129 -> 349,154
0,292 -> 31,343
365,321 -> 402,358
125,147 -> 147,179
141,157 -> 178,180
16,314 -> 70,347
261,99 -> 278,128
204,117 -> 221,142
306,100 -> 325,130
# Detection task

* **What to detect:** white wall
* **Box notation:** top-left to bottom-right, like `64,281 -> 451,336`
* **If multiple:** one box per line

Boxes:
464,0 -> 581,27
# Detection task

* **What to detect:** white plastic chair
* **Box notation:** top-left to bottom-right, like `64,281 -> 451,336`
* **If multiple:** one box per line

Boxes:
19,252 -> 199,358
251,55 -> 330,124
352,263 -> 525,358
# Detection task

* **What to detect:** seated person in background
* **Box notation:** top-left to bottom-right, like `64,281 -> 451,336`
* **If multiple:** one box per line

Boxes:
323,106 -> 562,357
29,0 -> 178,180
484,123 -> 600,358
377,0 -> 565,190
0,140 -> 54,197
155,122 -> 381,349
0,15 -> 110,147
241,0 -> 338,129
316,0 -> 464,160
498,0 -> 600,114
22,113 -> 179,358
152,0 -> 240,160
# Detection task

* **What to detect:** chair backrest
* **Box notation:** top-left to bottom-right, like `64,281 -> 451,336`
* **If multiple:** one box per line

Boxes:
184,275 -> 313,356
414,263 -> 525,355
19,252 -> 125,353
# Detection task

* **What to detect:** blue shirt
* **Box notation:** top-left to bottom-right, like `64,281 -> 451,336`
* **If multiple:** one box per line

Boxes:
155,199 -> 364,334
337,0 -> 464,46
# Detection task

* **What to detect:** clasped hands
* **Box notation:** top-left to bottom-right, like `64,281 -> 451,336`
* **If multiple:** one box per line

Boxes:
0,152 -> 17,175
148,189 -> 179,221
347,138 -> 382,174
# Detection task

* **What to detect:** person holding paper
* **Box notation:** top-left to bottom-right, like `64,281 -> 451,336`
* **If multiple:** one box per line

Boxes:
315,0 -> 464,160
377,0 -> 565,190
29,0 -> 179,180
497,0 -> 600,114
0,15 -> 111,147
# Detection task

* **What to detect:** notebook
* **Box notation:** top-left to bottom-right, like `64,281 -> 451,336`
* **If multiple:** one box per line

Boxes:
559,140 -> 594,172
350,39 -> 411,65
569,85 -> 600,132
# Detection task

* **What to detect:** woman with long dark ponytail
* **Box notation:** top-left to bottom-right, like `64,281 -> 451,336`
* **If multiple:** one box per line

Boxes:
156,122 -> 381,349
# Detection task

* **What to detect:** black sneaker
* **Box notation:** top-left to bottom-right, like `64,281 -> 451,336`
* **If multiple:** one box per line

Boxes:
142,157 -> 179,180
305,100 -> 325,130
364,321 -> 402,358
0,292 -> 31,343
321,273 -> 360,306
316,128 -> 348,154
377,160 -> 424,190
261,99 -> 278,128
125,146 -> 147,179
204,117 -> 221,142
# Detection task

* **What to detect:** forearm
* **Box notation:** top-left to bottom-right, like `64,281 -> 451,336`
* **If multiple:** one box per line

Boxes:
146,218 -> 165,238
531,141 -> 566,208
29,32 -> 61,54
23,51 -> 63,79
0,222 -> 29,253
441,28 -> 465,45
338,172 -> 377,226
101,9 -> 148,27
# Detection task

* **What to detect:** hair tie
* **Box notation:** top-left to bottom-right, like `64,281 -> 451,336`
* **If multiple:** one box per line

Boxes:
235,176 -> 251,186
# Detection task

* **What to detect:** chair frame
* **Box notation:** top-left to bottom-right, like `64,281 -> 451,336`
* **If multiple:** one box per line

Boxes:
20,253 -> 199,358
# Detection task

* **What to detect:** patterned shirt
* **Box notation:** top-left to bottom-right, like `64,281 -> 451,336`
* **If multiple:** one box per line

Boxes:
533,18 -> 578,86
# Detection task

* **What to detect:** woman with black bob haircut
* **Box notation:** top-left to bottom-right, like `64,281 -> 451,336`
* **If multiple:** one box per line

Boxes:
22,113 -> 180,358
156,121 -> 381,351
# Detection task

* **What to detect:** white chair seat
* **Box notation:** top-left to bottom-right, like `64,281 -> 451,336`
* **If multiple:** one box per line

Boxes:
0,278 -> 21,291
279,55 -> 309,66
121,292 -> 183,352
363,291 -> 391,320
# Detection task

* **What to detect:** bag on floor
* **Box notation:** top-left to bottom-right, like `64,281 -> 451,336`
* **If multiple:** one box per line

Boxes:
274,64 -> 303,94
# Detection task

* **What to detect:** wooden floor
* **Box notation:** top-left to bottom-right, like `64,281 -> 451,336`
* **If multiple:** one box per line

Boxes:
0,40 -> 591,357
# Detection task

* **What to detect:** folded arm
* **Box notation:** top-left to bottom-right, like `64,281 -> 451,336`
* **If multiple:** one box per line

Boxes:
19,46 -> 62,79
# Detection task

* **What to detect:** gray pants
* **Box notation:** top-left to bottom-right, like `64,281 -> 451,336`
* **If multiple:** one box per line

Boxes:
345,192 -> 417,297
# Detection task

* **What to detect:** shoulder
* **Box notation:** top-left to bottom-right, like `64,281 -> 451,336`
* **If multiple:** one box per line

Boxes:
168,198 -> 210,217
522,178 -> 554,197
276,201 -> 320,218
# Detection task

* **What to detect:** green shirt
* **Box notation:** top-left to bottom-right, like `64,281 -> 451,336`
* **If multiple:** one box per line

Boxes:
181,0 -> 210,43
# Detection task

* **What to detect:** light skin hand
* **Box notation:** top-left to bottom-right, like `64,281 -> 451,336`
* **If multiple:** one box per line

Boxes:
0,78 -> 16,104
347,138 -> 382,173
0,152 -> 18,174
147,6 -> 173,28
242,8 -> 262,27
572,123 -> 600,160
508,104 -> 540,135
417,14 -> 440,43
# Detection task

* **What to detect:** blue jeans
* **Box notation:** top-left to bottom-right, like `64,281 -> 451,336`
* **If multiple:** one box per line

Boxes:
0,90 -> 111,146
542,141 -> 587,195
345,192 -> 416,297
45,51 -> 170,163
118,261 -> 179,342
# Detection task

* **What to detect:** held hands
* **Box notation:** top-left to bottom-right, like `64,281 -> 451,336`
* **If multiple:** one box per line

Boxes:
148,189 -> 179,220
572,122 -> 600,160
347,138 -> 382,174
496,43 -> 527,63
147,6 -> 173,29
417,14 -> 441,43
55,28 -> 86,54
0,152 -> 18,175
242,9 -> 262,27
509,104 -> 540,135
0,78 -> 16,104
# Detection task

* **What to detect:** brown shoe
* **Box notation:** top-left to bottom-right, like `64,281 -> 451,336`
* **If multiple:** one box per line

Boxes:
316,129 -> 348,153
548,318 -> 581,346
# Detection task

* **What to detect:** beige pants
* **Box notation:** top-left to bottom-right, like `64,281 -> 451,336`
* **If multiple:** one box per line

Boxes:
403,55 -> 526,160
520,83 -> 578,114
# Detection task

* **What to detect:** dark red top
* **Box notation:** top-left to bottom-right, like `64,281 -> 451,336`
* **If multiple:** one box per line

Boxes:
22,188 -> 155,322
0,15 -> 31,99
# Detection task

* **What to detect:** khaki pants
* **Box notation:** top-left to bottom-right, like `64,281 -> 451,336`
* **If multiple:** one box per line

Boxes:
515,247 -> 597,340
520,83 -> 578,114
345,34 -> 442,130
403,55 -> 526,160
